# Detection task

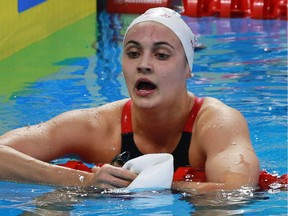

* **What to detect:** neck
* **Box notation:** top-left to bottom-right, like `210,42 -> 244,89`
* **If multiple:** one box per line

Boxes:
132,93 -> 194,150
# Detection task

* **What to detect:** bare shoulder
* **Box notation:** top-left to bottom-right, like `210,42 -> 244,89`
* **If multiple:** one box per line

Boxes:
51,99 -> 129,128
77,99 -> 128,124
48,99 -> 129,147
198,97 -> 248,130
193,97 -> 259,187
60,99 -> 129,161
200,97 -> 241,117
194,97 -> 252,153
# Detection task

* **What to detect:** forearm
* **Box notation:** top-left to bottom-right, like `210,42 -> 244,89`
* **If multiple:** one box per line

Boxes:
0,145 -> 91,186
172,175 -> 258,194
172,181 -> 226,194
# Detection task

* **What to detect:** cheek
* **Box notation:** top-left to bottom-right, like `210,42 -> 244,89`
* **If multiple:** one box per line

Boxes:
122,58 -> 131,78
159,72 -> 183,91
122,66 -> 134,90
122,70 -> 131,85
122,56 -> 136,74
162,70 -> 187,92
160,65 -> 186,83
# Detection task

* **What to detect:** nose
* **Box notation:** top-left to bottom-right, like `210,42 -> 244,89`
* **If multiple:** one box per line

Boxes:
137,54 -> 152,74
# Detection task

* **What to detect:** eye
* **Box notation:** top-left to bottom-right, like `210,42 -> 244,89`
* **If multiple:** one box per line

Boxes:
155,53 -> 170,60
126,51 -> 140,59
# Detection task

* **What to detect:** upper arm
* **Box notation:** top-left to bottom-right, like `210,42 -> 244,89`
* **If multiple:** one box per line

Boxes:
196,98 -> 260,189
0,109 -> 96,161
0,100 -> 126,163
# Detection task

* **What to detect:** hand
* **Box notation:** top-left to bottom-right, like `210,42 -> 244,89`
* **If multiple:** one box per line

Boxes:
86,164 -> 137,188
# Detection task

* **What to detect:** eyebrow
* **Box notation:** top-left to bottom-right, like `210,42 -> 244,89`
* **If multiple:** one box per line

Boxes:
124,40 -> 175,49
154,42 -> 175,49
124,40 -> 140,47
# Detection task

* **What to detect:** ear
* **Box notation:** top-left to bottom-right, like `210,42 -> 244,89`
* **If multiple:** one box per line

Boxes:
185,65 -> 193,78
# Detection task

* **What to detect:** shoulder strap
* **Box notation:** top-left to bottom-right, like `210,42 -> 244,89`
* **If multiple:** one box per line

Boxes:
183,97 -> 204,132
121,99 -> 133,134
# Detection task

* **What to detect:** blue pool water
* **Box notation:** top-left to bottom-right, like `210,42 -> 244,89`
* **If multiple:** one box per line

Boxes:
0,11 -> 287,215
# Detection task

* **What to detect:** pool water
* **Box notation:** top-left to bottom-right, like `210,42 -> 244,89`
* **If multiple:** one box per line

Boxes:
0,11 -> 287,215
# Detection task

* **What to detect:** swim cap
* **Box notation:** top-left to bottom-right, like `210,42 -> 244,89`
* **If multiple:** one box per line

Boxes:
124,7 -> 196,71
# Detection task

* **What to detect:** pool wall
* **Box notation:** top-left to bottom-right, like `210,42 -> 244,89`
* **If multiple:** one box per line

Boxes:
0,0 -> 97,60
0,0 -> 97,100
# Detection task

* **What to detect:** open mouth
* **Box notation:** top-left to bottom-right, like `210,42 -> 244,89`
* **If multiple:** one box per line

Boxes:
136,79 -> 157,91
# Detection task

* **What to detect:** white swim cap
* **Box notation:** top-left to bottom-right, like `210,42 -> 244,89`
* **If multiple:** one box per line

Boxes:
124,7 -> 196,72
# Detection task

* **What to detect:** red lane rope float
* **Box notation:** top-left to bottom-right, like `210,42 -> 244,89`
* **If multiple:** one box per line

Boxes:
258,171 -> 288,190
278,0 -> 288,20
58,161 -> 288,190
105,0 -> 287,19
182,0 -> 207,17
250,0 -> 280,19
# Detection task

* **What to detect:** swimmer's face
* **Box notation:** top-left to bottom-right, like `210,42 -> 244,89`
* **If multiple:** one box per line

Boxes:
122,21 -> 190,108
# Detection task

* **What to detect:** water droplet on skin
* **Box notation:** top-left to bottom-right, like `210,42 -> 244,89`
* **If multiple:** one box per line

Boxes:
233,160 -> 241,165
79,176 -> 84,183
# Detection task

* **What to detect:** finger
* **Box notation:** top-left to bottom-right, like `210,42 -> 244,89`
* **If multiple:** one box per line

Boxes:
91,166 -> 100,173
99,164 -> 137,187
96,172 -> 131,188
96,182 -> 117,189
107,175 -> 133,188
108,165 -> 138,181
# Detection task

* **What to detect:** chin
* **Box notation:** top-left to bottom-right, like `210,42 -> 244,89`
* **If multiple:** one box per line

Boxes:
131,97 -> 159,110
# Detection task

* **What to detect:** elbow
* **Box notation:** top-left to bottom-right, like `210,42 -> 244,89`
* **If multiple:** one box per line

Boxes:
220,169 -> 260,191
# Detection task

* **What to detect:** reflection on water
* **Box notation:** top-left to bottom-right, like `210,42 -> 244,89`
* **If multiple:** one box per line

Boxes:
179,188 -> 271,216
0,11 -> 287,215
9,185 -> 186,215
2,182 -> 282,216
